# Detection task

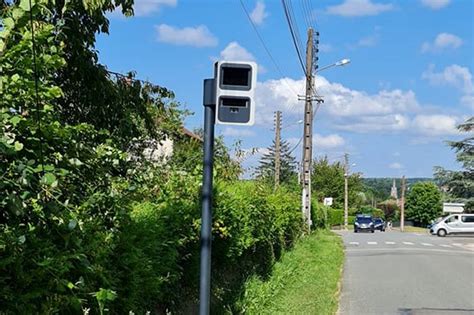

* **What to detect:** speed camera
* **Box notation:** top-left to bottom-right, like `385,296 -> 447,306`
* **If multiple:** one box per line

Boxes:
214,61 -> 257,125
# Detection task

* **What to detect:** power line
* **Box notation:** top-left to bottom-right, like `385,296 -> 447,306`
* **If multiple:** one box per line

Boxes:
282,0 -> 306,75
239,0 -> 300,97
287,101 -> 322,155
299,0 -> 312,31
287,0 -> 305,56
306,0 -> 317,30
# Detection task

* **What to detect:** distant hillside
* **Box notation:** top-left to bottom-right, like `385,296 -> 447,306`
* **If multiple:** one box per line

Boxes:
362,177 -> 433,201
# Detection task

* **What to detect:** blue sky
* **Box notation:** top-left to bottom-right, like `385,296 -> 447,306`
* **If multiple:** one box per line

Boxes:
96,0 -> 473,178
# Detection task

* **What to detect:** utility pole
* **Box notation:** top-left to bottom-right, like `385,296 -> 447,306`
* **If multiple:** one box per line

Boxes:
274,111 -> 281,189
301,28 -> 314,231
344,153 -> 349,229
400,176 -> 406,232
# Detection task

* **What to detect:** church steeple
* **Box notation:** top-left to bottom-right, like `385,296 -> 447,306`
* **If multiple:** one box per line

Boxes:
390,179 -> 398,200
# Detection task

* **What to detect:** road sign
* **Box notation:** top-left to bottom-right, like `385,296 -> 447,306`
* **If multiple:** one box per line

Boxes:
324,197 -> 333,206
443,203 -> 464,213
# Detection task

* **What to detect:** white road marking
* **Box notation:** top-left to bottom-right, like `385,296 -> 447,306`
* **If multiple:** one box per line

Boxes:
385,241 -> 396,245
367,242 -> 377,245
452,243 -> 463,246
440,244 -> 452,248
349,242 -> 359,245
403,242 -> 414,245
421,243 -> 434,246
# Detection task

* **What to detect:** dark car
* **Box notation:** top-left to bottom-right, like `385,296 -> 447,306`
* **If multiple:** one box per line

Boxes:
373,218 -> 386,232
354,215 -> 374,233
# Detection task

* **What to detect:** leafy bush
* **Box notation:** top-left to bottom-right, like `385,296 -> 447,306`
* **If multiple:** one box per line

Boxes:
406,182 -> 442,226
355,206 -> 385,219
328,209 -> 344,227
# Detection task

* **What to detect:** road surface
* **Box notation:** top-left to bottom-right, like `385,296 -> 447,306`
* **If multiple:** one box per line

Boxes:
337,230 -> 474,315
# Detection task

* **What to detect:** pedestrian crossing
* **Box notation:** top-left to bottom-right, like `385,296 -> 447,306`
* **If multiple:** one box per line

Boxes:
346,241 -> 474,251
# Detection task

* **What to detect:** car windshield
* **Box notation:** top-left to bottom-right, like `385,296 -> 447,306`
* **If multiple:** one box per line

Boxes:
357,218 -> 372,224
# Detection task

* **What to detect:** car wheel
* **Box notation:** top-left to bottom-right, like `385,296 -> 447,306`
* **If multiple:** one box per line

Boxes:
382,229 -> 385,232
354,229 -> 358,233
437,229 -> 447,237
371,230 -> 375,233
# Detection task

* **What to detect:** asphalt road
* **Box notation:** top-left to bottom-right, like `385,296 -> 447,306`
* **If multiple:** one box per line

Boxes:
337,229 -> 474,315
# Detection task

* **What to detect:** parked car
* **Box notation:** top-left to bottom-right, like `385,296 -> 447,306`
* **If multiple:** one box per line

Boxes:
354,215 -> 374,233
430,214 -> 474,237
373,218 -> 386,232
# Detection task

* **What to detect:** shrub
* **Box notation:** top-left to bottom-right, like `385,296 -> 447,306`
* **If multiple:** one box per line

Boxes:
328,209 -> 344,227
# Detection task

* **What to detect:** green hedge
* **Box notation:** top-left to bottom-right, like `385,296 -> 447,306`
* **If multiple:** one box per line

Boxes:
327,209 -> 356,227
111,179 -> 304,313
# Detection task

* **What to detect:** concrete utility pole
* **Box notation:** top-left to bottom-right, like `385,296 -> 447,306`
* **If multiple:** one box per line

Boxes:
400,176 -> 406,232
344,153 -> 349,229
274,111 -> 281,189
301,28 -> 314,230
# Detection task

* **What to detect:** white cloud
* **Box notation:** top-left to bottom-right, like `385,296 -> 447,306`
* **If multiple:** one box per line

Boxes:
133,0 -> 176,16
422,64 -> 473,94
356,34 -> 378,47
326,0 -> 394,17
412,114 -> 461,136
254,77 -> 305,125
420,0 -> 450,10
334,114 -> 410,132
221,127 -> 256,137
314,134 -> 345,148
254,75 -> 420,132
317,76 -> 420,117
254,73 -> 466,137
421,33 -> 463,53
155,24 -> 218,47
319,43 -> 333,53
219,41 -> 256,61
389,162 -> 403,169
250,1 -> 269,25
461,95 -> 474,110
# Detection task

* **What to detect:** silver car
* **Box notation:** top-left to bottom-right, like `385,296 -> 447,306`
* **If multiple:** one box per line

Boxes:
430,214 -> 474,237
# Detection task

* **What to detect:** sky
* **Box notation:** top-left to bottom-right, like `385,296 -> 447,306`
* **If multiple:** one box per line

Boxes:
96,0 -> 473,178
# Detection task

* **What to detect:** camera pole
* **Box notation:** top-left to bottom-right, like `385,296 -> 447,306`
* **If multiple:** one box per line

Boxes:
199,78 -> 216,315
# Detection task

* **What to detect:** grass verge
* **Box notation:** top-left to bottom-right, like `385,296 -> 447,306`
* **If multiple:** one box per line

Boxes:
235,230 -> 344,314
400,226 -> 429,233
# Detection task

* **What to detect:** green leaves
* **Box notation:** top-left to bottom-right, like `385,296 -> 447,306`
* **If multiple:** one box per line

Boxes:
41,173 -> 58,187
14,141 -> 24,151
19,0 -> 32,11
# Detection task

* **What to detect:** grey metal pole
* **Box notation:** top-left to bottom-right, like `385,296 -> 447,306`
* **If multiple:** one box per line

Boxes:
199,78 -> 215,315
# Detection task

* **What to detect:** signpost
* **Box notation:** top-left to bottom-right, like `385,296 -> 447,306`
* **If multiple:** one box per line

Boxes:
443,203 -> 465,213
199,61 -> 257,315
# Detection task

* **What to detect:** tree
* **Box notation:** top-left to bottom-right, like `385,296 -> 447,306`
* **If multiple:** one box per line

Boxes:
255,140 -> 297,186
311,156 -> 363,209
434,117 -> 473,212
377,199 -> 399,221
405,182 -> 442,226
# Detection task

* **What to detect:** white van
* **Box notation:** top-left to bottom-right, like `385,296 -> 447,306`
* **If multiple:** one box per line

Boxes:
430,214 -> 474,237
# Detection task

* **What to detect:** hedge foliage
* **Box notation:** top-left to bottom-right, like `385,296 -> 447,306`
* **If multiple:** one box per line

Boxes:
0,1 -> 305,313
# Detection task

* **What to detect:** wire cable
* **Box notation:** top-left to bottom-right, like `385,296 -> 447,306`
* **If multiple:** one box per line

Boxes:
239,0 -> 300,97
28,0 -> 45,175
287,0 -> 305,57
282,0 -> 306,75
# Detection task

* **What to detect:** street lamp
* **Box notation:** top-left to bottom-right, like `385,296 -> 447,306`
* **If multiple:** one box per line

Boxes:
317,58 -> 351,73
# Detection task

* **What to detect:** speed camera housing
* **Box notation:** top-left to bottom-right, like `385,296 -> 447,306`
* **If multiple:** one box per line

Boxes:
214,61 -> 257,126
